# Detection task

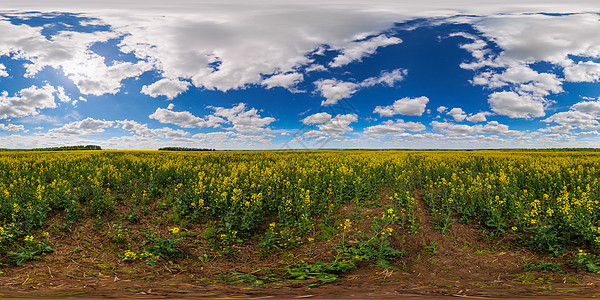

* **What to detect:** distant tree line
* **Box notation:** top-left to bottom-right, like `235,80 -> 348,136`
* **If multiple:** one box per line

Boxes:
0,145 -> 102,151
158,147 -> 216,151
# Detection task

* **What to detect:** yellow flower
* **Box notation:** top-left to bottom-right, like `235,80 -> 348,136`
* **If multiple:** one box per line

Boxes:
169,227 -> 180,234
24,235 -> 34,242
511,226 -> 517,231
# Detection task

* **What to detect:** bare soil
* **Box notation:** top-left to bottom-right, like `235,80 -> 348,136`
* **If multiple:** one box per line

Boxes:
1,190 -> 600,298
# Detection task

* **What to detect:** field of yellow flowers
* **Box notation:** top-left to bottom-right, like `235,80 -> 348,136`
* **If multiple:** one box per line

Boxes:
1,149 -> 600,276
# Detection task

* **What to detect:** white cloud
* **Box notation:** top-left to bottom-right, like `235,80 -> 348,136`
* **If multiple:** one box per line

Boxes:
360,68 -> 407,87
430,121 -> 473,136
305,64 -> 327,73
315,79 -> 360,106
474,120 -> 521,136
49,117 -> 114,135
0,20 -> 151,96
0,64 -> 7,77
119,119 -> 189,139
262,72 -> 304,90
149,107 -> 224,128
149,103 -> 275,134
564,61 -> 600,82
316,69 -> 407,106
302,113 -> 358,140
167,103 -> 175,110
472,13 -> 600,67
543,110 -> 599,127
466,112 -> 490,123
373,96 -> 429,117
0,84 -> 57,119
141,78 -> 191,100
436,106 -> 448,113
302,112 -> 332,125
0,124 -> 25,132
487,91 -> 545,119
212,103 -> 276,133
447,107 -> 467,122
329,34 -> 401,68
55,86 -> 71,103
108,6 -> 401,93
571,100 -> 600,116
364,119 -> 425,135
538,124 -> 573,133
472,65 -> 562,97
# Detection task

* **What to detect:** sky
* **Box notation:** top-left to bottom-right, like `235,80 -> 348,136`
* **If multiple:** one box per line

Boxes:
2,1 -> 600,149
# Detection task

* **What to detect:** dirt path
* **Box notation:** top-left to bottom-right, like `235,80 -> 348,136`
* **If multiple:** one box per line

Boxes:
1,190 -> 600,298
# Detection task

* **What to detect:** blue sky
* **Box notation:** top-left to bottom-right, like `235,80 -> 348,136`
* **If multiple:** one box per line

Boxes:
1,1 -> 600,149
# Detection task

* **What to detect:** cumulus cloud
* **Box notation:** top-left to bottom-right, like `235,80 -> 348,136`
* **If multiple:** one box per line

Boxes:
363,119 -> 426,135
431,120 -> 521,137
49,117 -> 114,135
447,107 -> 467,122
149,103 -> 275,134
119,119 -> 189,139
0,84 -> 57,119
0,124 -> 25,132
315,79 -> 360,106
430,121 -> 473,136
141,78 -> 191,100
149,107 -> 224,128
472,65 -> 562,97
487,91 -> 545,119
55,86 -> 71,103
543,110 -> 599,127
0,20 -> 151,96
360,69 -> 407,87
474,121 -> 521,136
302,112 -> 332,125
0,64 -> 7,77
472,13 -> 600,67
466,112 -> 490,123
211,103 -> 276,133
316,69 -> 407,106
262,72 -> 304,90
564,61 -> 600,82
302,113 -> 358,140
437,106 -> 448,113
329,34 -> 401,68
373,96 -> 429,117
571,99 -> 600,116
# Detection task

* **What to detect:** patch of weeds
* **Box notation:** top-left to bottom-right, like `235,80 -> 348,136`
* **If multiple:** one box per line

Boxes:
575,249 -> 600,273
527,225 -> 563,256
198,253 -> 211,263
513,271 -> 554,284
122,228 -> 182,266
285,259 -> 356,286
220,271 -> 281,286
126,208 -> 141,223
523,261 -> 564,273
110,221 -> 129,244
423,241 -> 438,254
259,223 -> 301,254
562,275 -> 580,284
432,215 -> 454,234
8,237 -> 54,266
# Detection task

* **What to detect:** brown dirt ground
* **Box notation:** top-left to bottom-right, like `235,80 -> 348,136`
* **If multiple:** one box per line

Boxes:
1,189 -> 600,299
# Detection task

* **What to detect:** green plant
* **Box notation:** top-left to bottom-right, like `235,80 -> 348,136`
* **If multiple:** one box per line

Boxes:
575,250 -> 600,273
141,229 -> 182,263
423,241 -> 438,254
110,222 -> 128,244
523,261 -> 563,273
8,237 -> 53,266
